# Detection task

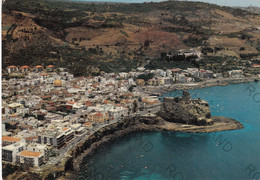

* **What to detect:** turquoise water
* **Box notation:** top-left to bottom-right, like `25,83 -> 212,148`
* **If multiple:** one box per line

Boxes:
76,82 -> 260,180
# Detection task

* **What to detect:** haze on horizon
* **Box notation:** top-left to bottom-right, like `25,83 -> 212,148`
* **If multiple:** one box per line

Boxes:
70,0 -> 260,7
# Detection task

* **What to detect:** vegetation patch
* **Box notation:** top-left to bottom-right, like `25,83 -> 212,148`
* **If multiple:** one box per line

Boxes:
145,58 -> 197,70
120,30 -> 129,37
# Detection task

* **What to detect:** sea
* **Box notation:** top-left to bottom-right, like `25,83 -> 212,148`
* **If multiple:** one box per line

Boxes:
75,81 -> 260,180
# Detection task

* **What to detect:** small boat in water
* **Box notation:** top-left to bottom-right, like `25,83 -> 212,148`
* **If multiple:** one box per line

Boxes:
254,79 -> 259,82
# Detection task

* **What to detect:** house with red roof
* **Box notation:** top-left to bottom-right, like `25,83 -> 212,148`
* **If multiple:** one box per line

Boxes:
83,122 -> 93,129
16,150 -> 44,167
252,64 -> 260,68
46,65 -> 54,72
6,65 -> 18,74
2,136 -> 22,146
34,65 -> 44,72
20,65 -> 30,72
25,143 -> 49,161
88,111 -> 109,122
66,101 -> 76,110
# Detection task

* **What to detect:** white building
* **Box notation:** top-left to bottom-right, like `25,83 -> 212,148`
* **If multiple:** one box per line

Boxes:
25,143 -> 49,161
7,103 -> 23,114
166,70 -> 172,77
59,127 -> 75,142
2,142 -> 26,164
155,69 -> 166,77
137,67 -> 145,72
16,150 -> 44,167
214,73 -> 223,79
71,124 -> 82,131
119,72 -> 129,78
178,74 -> 186,83
108,106 -> 128,119
187,68 -> 199,78
128,78 -> 135,86
37,130 -> 65,149
228,70 -> 243,78
6,66 -> 18,74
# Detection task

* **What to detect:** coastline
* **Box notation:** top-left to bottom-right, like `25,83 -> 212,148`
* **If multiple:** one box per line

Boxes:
59,115 -> 243,179
18,77 -> 258,179
60,77 -> 258,178
145,76 -> 260,96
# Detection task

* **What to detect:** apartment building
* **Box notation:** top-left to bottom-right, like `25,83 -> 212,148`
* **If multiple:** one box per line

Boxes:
16,151 -> 44,167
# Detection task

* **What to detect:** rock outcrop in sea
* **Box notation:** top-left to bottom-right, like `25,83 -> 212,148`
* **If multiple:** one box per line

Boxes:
158,91 -> 213,126
13,91 -> 243,179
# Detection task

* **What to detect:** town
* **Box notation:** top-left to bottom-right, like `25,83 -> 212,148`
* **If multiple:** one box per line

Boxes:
2,63 -> 260,169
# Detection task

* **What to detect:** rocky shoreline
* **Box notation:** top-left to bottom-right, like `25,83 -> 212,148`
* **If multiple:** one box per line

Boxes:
4,107 -> 243,179
19,78 -> 257,179
61,114 -> 243,179
145,76 -> 260,95
56,81 -> 252,179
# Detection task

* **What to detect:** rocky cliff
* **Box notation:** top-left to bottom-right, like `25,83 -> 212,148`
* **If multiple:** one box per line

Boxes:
158,91 -> 213,125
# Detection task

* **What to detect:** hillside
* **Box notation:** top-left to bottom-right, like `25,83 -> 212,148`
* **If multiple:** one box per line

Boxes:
2,0 -> 260,75
240,6 -> 260,14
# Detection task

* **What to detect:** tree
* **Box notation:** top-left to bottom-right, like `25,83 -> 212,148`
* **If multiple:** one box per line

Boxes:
137,73 -> 154,82
144,40 -> 150,48
128,85 -> 134,92
161,52 -> 167,60
133,100 -> 138,113
41,103 -> 46,109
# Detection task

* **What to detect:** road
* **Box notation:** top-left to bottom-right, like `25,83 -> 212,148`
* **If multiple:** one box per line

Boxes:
44,118 -> 124,167
43,105 -> 161,168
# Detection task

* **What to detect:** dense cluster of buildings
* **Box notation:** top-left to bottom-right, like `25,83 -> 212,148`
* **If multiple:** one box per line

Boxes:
2,65 -> 161,168
2,64 -> 259,168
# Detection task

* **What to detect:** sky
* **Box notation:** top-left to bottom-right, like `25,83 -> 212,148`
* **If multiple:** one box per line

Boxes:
71,0 -> 260,7
189,0 -> 260,7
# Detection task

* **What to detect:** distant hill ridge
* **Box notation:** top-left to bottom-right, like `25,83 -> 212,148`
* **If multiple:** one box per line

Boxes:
239,6 -> 260,14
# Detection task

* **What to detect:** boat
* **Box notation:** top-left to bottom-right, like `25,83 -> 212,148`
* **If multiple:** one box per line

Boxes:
254,79 -> 259,82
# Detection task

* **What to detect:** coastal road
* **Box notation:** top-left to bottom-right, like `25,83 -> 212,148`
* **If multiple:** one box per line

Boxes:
44,118 -> 122,167
43,105 -> 161,168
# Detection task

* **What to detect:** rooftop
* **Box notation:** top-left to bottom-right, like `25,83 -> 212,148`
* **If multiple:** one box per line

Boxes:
252,65 -> 260,68
83,122 -> 92,126
62,127 -> 69,131
2,143 -> 26,151
19,151 -> 43,157
7,66 -> 17,68
67,101 -> 76,104
2,136 -> 21,142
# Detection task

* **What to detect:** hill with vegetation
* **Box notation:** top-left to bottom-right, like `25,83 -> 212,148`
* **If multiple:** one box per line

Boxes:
240,6 -> 260,14
2,0 -> 260,76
